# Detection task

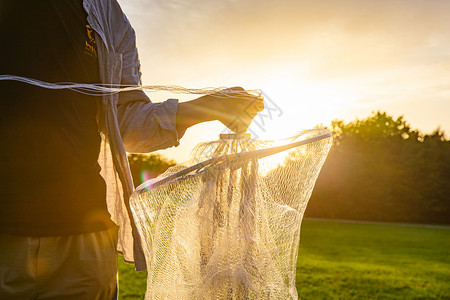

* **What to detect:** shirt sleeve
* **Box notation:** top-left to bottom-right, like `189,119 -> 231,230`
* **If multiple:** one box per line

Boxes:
117,98 -> 180,153
112,3 -> 179,153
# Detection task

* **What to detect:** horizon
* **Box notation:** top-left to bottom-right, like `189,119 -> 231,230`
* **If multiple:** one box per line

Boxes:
119,0 -> 450,162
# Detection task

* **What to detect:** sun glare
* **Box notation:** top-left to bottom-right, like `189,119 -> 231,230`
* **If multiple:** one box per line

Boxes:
252,74 -> 358,141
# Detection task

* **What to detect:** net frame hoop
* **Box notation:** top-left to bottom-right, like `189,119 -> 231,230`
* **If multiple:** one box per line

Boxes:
137,132 -> 332,190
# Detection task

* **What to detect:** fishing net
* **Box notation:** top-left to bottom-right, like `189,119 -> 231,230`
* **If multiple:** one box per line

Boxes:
130,128 -> 332,299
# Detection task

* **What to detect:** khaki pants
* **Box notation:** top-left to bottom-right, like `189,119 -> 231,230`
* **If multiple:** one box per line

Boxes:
0,226 -> 118,300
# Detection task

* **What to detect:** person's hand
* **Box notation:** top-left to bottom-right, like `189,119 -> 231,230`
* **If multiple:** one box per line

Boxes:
209,87 -> 264,133
176,87 -> 264,138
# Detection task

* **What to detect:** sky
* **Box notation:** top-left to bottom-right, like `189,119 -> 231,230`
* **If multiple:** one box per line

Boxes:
119,0 -> 450,162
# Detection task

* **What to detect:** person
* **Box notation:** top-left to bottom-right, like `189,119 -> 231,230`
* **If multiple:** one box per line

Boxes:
0,0 -> 263,299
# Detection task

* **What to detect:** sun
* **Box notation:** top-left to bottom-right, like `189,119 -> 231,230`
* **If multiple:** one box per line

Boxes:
249,74 -> 358,140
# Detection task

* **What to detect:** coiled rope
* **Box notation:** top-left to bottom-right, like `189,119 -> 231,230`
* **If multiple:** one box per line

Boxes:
0,74 -> 262,98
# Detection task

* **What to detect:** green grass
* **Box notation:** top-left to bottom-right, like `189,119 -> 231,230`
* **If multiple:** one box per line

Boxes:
118,220 -> 450,299
296,220 -> 450,299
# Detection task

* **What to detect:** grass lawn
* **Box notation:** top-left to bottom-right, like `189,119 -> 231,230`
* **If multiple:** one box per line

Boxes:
118,219 -> 450,299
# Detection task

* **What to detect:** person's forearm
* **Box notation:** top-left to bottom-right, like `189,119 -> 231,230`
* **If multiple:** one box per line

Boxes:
175,95 -> 217,138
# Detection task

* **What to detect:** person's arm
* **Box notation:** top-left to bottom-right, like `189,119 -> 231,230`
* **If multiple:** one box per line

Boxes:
112,4 -> 263,150
176,87 -> 264,138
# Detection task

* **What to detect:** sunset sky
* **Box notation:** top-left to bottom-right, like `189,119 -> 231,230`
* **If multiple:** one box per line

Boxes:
119,0 -> 450,162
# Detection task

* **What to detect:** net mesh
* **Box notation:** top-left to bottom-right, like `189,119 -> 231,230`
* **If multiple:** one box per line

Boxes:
130,129 -> 332,299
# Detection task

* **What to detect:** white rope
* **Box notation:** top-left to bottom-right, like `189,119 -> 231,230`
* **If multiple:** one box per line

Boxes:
0,74 -> 262,98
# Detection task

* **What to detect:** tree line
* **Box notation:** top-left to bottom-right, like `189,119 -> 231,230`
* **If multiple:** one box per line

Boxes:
128,111 -> 450,224
306,111 -> 450,224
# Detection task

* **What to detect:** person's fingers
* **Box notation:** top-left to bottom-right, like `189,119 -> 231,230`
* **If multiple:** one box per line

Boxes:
244,101 -> 264,117
231,86 -> 245,93
251,99 -> 264,112
228,120 -> 244,134
225,113 -> 253,134
214,86 -> 265,133
256,99 -> 264,111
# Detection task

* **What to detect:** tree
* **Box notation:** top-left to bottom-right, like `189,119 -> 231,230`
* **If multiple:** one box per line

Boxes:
128,153 -> 176,188
306,111 -> 450,224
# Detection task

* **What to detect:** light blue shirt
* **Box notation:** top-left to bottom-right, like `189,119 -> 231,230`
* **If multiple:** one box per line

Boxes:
84,0 -> 179,270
